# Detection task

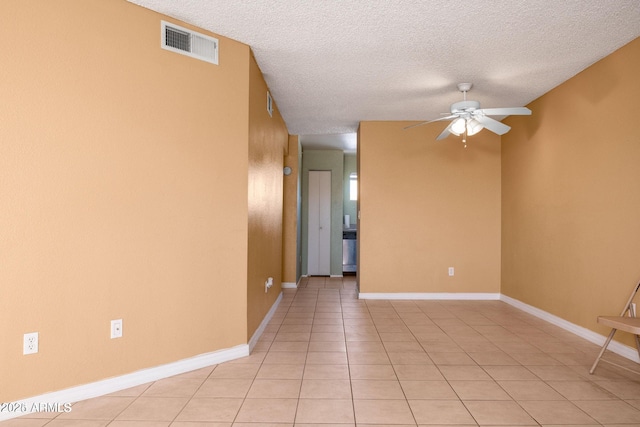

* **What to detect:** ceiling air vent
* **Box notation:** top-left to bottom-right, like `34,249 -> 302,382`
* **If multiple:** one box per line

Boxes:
161,21 -> 218,65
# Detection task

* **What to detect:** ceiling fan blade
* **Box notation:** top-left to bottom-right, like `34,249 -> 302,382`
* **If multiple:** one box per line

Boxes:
478,107 -> 531,116
475,115 -> 511,135
436,122 -> 454,140
403,115 -> 458,130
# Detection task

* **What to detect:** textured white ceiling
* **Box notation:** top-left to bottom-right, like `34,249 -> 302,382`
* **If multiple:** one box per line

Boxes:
129,0 -> 640,140
300,133 -> 358,153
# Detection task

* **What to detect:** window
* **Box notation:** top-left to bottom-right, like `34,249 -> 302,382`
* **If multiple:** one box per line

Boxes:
349,173 -> 357,201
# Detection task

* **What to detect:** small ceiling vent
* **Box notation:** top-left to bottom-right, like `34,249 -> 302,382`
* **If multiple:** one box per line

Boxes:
267,91 -> 273,117
161,21 -> 218,65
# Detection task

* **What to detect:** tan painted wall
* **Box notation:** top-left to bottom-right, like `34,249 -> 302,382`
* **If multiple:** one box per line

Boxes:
246,54 -> 289,339
358,122 -> 501,294
282,135 -> 300,284
501,37 -> 640,345
0,1 -> 251,401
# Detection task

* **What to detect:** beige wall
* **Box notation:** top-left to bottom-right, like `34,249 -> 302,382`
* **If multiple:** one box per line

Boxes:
246,54 -> 288,339
5,0 -> 637,405
358,122 -> 501,294
0,1 -> 253,401
282,135 -> 300,284
501,37 -> 640,345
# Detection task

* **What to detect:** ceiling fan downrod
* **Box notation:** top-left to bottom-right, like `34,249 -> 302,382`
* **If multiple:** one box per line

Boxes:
457,82 -> 472,101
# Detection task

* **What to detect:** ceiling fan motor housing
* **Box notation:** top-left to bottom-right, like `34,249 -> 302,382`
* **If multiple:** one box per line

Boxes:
450,100 -> 480,114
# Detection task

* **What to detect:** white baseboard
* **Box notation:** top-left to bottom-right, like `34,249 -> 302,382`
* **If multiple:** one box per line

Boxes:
6,290 -> 637,422
281,282 -> 297,289
302,274 -> 343,278
0,344 -> 249,421
358,292 -> 501,300
358,291 -> 639,365
248,291 -> 283,352
2,293 -> 285,422
500,294 -> 640,364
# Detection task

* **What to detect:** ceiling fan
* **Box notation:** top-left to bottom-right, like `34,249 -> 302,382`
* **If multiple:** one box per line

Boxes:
405,83 -> 531,146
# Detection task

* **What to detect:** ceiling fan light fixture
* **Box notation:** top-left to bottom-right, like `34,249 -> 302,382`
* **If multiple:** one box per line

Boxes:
466,118 -> 484,136
404,83 -> 531,143
450,118 -> 466,135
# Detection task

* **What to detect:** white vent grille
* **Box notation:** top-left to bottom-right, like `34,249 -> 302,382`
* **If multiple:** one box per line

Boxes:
267,91 -> 273,117
161,21 -> 218,65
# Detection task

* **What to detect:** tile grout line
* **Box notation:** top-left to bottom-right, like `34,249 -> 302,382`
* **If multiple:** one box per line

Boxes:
385,299 -> 420,427
292,283 -> 319,424
343,279 -> 359,426
231,285 -> 296,425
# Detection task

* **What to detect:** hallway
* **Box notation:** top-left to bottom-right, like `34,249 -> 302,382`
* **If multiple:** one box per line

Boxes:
5,276 -> 640,426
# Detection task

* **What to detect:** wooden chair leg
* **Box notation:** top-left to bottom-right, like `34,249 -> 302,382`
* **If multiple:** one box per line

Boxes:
590,328 -> 618,374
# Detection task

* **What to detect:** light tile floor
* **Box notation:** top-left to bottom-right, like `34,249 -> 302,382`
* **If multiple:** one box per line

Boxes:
5,275 -> 640,426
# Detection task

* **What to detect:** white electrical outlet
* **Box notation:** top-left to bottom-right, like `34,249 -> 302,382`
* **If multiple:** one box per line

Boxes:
111,319 -> 123,339
23,332 -> 39,355
448,267 -> 455,276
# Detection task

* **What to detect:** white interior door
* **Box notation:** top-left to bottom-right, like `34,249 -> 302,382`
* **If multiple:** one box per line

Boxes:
308,171 -> 331,275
